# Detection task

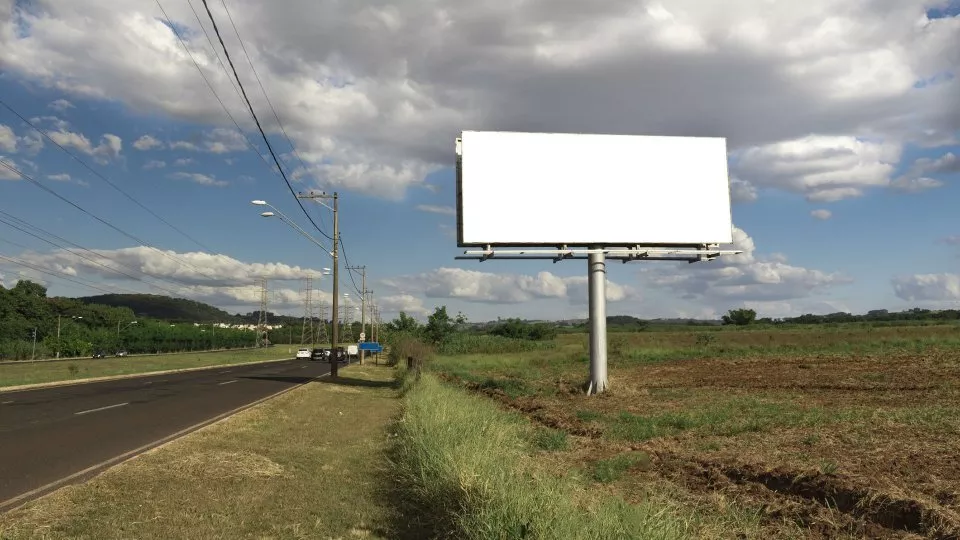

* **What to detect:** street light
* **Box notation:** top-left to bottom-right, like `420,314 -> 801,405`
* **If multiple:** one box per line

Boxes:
251,196 -> 343,378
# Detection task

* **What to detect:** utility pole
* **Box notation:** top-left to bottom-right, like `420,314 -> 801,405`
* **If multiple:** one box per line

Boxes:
56,315 -> 61,359
298,190 -> 340,378
347,265 -> 367,364
31,328 -> 37,360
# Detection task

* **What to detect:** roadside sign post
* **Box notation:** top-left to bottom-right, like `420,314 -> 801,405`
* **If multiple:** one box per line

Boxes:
453,130 -> 742,394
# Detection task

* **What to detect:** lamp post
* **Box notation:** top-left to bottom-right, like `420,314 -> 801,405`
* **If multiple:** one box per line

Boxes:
252,196 -> 341,377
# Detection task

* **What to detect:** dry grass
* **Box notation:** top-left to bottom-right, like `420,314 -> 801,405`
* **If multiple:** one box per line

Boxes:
0,364 -> 400,540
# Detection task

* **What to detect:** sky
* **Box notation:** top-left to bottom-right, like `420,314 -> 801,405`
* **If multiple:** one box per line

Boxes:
0,0 -> 959,323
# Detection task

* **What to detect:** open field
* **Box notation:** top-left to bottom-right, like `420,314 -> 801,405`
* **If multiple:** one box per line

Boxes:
432,324 -> 960,539
0,346 -> 309,389
0,363 -> 399,539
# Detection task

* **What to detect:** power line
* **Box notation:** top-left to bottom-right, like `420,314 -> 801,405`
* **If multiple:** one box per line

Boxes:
0,253 -> 130,296
153,0 -> 276,175
0,98 -> 215,253
0,211 -> 187,297
200,0 -> 333,243
219,0 -> 334,240
0,159 -> 227,283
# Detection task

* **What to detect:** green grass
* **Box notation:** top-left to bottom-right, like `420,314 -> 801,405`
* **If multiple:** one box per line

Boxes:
391,373 -> 689,539
592,452 -> 652,483
0,347 -> 297,389
531,427 -> 569,451
0,364 -> 400,539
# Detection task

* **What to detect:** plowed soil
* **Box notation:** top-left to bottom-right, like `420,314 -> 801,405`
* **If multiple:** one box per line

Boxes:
442,344 -> 960,539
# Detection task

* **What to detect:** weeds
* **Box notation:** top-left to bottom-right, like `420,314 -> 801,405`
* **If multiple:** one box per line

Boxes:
531,428 -> 569,451
592,452 -> 652,483
390,374 -> 688,539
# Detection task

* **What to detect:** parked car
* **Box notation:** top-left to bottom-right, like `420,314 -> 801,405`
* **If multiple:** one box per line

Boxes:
92,351 -> 106,359
295,348 -> 311,359
115,350 -> 128,357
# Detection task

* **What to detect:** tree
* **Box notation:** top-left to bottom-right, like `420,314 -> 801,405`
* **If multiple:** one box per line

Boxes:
722,308 -> 757,326
390,311 -> 421,333
423,306 -> 464,344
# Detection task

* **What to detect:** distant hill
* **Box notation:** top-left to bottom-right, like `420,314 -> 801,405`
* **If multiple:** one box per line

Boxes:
77,294 -> 236,323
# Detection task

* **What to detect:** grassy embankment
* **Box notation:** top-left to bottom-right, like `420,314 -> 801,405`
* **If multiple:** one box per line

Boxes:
0,363 -> 399,539
0,346 -> 312,389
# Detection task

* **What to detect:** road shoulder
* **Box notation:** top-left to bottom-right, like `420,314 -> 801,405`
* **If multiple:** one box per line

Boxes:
0,364 -> 400,540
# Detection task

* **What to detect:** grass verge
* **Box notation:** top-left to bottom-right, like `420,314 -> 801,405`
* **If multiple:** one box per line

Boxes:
390,371 -> 689,539
0,363 -> 400,539
0,347 -> 296,389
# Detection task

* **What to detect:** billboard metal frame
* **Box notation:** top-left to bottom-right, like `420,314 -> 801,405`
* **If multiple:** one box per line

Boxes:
454,133 -> 741,394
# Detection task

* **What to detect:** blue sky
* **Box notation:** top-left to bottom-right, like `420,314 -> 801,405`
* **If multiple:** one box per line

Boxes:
0,0 -> 958,321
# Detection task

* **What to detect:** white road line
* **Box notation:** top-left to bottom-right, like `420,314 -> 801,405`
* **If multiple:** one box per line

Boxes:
74,402 -> 129,416
218,380 -> 237,386
220,370 -> 231,374
0,371 -> 331,514
2,400 -> 15,405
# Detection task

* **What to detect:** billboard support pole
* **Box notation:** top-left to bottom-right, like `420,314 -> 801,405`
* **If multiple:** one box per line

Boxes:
586,248 -> 609,394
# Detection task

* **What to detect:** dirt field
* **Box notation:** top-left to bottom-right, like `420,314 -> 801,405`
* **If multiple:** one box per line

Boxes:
436,326 -> 960,539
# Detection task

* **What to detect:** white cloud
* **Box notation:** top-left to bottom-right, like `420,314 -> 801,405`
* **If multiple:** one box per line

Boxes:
0,156 -> 21,180
133,134 -> 164,150
169,129 -> 249,154
892,274 -> 960,302
2,1 -> 956,200
810,209 -> 832,220
169,141 -> 200,151
144,160 -> 166,169
16,131 -> 44,155
382,267 -> 635,305
47,173 -> 70,182
379,294 -> 430,317
637,226 -> 852,304
48,99 -> 74,112
47,128 -> 123,163
734,135 -> 902,202
729,177 -> 758,204
170,172 -> 229,187
890,151 -> 958,193
416,204 -> 455,216
0,124 -> 16,152
941,235 -> 960,246
173,158 -> 194,166
16,246 -> 328,289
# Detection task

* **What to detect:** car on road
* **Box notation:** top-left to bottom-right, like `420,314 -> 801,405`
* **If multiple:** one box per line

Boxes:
310,348 -> 328,361
115,350 -> 128,357
91,351 -> 106,359
295,348 -> 311,359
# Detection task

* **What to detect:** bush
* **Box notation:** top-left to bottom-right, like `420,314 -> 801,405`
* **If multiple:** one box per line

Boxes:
386,333 -> 434,367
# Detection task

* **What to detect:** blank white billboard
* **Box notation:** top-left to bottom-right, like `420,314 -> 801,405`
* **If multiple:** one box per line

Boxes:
456,131 -> 733,247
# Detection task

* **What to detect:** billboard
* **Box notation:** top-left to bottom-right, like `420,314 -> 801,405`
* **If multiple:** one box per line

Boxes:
456,131 -> 733,247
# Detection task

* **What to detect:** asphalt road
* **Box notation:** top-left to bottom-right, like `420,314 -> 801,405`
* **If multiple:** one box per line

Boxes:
0,357 -> 338,510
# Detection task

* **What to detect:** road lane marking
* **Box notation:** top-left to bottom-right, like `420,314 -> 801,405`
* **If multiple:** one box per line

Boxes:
220,370 -> 231,374
218,380 -> 237,385
0,370 -> 332,514
1,400 -> 14,405
74,402 -> 129,416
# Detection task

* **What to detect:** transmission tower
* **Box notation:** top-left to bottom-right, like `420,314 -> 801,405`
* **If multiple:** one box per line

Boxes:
317,297 -> 328,345
342,303 -> 354,342
300,277 -> 315,347
256,277 -> 268,347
